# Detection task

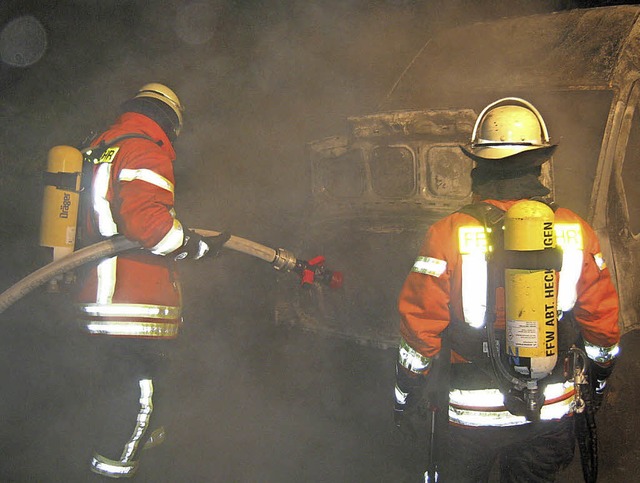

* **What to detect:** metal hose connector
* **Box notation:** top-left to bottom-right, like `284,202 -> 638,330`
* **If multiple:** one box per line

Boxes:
271,248 -> 297,272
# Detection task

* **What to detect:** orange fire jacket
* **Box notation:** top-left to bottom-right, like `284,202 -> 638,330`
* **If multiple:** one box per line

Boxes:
398,199 -> 620,368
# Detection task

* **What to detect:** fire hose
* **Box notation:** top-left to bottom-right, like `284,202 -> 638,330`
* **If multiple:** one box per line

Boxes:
0,228 -> 343,315
570,346 -> 598,483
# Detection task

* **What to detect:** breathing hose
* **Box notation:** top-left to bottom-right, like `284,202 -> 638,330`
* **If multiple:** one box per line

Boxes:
0,229 -> 342,315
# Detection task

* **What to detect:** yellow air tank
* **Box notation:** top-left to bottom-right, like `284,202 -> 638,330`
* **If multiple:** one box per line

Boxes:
503,200 -> 558,380
40,145 -> 83,262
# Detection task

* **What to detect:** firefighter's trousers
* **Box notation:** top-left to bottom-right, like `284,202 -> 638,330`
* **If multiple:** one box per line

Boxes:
440,417 -> 575,482
86,337 -> 174,479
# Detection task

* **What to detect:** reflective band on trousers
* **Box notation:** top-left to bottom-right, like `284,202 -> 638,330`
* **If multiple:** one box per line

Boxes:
448,381 -> 575,427
90,379 -> 154,478
121,379 -> 154,463
90,453 -> 138,478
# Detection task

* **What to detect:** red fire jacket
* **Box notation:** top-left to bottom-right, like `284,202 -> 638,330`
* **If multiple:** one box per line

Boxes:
75,112 -> 187,339
397,199 -> 620,426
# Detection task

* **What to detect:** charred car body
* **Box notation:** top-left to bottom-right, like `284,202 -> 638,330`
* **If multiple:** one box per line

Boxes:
276,6 -> 640,348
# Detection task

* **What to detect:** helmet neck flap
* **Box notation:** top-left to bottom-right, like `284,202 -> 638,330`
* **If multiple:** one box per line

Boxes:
120,97 -> 180,143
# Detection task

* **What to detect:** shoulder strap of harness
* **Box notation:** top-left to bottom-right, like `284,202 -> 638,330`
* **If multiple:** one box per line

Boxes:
79,133 -> 158,196
82,133 -> 158,165
457,201 -> 506,228
458,198 -> 558,224
447,202 -> 507,382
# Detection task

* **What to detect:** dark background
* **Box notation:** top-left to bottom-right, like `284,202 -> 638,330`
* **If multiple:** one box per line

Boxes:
0,1 -> 638,481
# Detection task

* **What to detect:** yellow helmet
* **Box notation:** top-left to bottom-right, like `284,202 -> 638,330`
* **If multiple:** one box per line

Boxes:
468,97 -> 552,160
134,83 -> 184,136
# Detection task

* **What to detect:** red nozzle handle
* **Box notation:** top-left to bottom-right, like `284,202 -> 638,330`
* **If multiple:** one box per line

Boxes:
295,256 -> 342,289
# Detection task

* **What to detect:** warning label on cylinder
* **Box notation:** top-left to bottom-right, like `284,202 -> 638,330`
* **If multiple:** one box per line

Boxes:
65,226 -> 76,245
507,320 -> 539,348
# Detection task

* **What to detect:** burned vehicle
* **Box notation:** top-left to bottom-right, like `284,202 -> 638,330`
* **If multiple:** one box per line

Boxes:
275,5 -> 640,348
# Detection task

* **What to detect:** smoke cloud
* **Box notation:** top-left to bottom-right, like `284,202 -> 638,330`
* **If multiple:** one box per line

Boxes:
0,1 -> 632,481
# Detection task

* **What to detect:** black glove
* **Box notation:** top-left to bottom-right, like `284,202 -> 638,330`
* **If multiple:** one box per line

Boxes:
589,359 -> 616,411
203,231 -> 231,258
393,362 -> 427,437
172,230 -> 230,261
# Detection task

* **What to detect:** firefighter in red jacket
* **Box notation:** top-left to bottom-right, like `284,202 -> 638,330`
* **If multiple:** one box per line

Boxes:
75,83 -> 229,479
393,98 -> 620,482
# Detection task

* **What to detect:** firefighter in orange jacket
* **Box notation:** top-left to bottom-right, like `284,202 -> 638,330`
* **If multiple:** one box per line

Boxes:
393,98 -> 620,482
75,83 -> 229,479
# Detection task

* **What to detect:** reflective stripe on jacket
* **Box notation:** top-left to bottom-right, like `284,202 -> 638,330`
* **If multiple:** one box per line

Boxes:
75,113 -> 184,339
397,199 -> 620,427
449,382 -> 575,427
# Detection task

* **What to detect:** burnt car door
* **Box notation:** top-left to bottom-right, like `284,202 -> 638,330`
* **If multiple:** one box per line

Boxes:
601,80 -> 640,334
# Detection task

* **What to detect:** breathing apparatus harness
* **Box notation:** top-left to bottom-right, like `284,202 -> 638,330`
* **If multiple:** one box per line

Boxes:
457,199 -> 567,421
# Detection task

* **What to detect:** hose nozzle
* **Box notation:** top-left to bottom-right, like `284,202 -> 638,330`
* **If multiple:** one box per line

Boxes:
271,250 -> 342,289
295,256 -> 343,289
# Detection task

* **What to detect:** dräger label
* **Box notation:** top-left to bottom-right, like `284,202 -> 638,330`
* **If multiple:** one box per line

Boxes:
59,192 -> 72,219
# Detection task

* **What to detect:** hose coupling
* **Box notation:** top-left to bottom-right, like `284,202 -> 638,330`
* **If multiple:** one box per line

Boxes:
569,345 -> 589,414
272,248 -> 297,272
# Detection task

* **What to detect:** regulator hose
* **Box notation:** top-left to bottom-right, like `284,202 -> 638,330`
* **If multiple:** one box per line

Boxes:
0,229 -> 307,315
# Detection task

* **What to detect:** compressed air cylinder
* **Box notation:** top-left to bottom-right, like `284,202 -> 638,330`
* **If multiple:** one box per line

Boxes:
40,145 -> 83,261
504,200 -> 558,380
